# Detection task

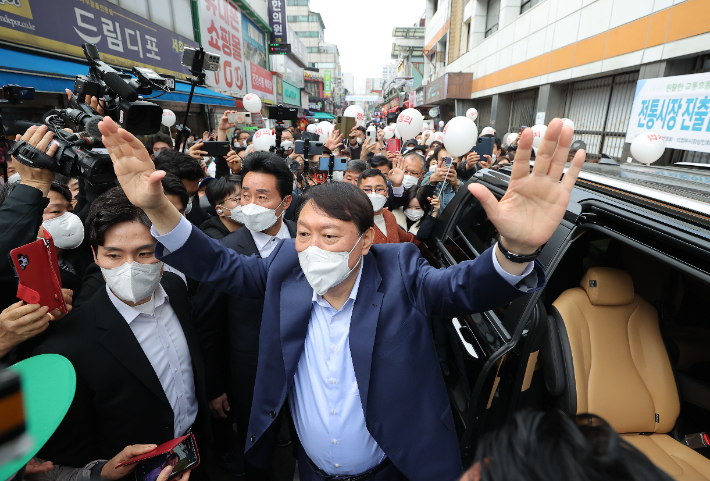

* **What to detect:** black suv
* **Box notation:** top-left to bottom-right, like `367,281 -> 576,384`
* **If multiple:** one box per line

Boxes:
428,160 -> 710,476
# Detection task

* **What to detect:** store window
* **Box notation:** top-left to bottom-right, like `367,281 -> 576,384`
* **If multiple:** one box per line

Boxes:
286,0 -> 309,5
296,31 -> 320,37
520,0 -> 542,13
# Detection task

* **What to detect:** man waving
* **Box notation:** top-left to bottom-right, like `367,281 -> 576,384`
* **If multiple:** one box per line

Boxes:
99,117 -> 584,481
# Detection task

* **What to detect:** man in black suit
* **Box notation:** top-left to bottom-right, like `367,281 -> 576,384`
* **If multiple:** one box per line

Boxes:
35,187 -> 209,478
193,151 -> 295,479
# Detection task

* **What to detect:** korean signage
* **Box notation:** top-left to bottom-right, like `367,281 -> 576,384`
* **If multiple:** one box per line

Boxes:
304,70 -> 323,81
249,61 -> 274,100
282,81 -> 300,106
626,72 -> 710,154
199,0 -> 245,95
0,0 -> 197,79
242,15 -> 267,70
287,24 -> 307,66
268,0 -> 286,44
324,71 -> 331,97
345,95 -> 381,102
415,87 -> 424,107
426,73 -> 473,103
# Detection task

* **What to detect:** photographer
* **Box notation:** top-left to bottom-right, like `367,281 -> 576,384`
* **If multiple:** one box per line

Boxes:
0,125 -> 74,363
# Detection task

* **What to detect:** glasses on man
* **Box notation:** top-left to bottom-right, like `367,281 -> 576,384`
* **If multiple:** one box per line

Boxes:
361,187 -> 388,195
221,194 -> 241,204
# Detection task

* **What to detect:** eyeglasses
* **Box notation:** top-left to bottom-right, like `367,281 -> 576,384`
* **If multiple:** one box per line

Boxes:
221,195 -> 241,204
361,187 -> 387,195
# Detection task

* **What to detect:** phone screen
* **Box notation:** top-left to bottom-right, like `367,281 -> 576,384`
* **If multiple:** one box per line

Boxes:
443,156 -> 453,166
135,437 -> 198,481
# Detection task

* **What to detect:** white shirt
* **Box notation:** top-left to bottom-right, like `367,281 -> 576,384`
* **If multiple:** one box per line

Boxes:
249,221 -> 291,258
106,284 -> 198,438
373,214 -> 387,237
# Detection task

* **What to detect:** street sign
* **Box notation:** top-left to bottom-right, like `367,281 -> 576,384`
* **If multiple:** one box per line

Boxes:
429,107 -> 439,117
269,43 -> 291,55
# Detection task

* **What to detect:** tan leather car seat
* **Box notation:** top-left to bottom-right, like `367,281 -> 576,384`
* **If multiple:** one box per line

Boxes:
551,267 -> 710,480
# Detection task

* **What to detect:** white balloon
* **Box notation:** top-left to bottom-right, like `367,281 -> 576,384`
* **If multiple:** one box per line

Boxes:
438,120 -> 445,128
306,124 -> 317,133
630,133 -> 665,164
394,126 -> 401,139
383,125 -> 395,140
252,128 -> 275,151
531,124 -> 547,149
344,105 -> 366,126
433,131 -> 444,143
561,118 -> 575,130
396,108 -> 424,140
442,116 -> 479,157
161,109 -> 176,127
318,121 -> 333,142
505,132 -> 518,145
466,108 -> 478,122
243,93 -> 262,113
481,126 -> 495,136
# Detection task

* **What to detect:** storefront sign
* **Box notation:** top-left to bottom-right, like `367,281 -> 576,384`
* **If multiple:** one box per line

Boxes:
426,77 -> 445,103
304,70 -> 323,81
345,95 -> 380,102
267,0 -> 286,44
249,61 -> 273,99
626,72 -> 710,154
199,0 -> 245,95
324,71 -> 331,97
309,101 -> 323,110
0,0 -> 197,79
242,15 -> 267,70
287,24 -> 307,67
283,81 -> 300,106
426,73 -> 473,103
415,87 -> 425,107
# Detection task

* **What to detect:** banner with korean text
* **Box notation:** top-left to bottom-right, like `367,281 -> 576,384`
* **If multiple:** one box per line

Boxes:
626,72 -> 710,154
249,61 -> 274,101
268,0 -> 286,44
0,0 -> 197,79
198,0 -> 245,96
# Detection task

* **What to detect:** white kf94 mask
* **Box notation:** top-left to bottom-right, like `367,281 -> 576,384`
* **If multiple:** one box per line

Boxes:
101,261 -> 164,303
297,235 -> 363,296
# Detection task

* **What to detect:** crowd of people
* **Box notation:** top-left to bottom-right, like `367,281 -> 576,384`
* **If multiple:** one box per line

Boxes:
0,101 -> 677,481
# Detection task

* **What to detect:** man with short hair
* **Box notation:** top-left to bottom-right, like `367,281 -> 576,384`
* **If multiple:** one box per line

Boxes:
150,133 -> 173,159
343,159 -> 367,185
347,126 -> 366,159
192,152 -> 296,480
35,187 -> 210,477
154,150 -> 208,227
99,116 -> 585,481
200,175 -> 244,240
369,155 -> 392,179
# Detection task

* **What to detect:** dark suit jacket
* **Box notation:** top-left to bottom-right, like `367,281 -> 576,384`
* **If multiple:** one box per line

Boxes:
157,224 -> 544,481
193,221 -> 296,401
34,273 -> 210,468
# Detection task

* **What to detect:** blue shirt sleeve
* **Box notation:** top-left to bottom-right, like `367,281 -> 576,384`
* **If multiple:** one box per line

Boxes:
150,215 -> 193,254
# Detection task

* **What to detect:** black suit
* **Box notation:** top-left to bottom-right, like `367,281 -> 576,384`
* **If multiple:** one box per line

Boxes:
192,221 -> 296,476
35,273 -> 210,470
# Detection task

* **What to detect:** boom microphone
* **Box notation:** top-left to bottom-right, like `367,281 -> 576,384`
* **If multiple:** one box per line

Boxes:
103,71 -> 138,102
72,116 -> 103,147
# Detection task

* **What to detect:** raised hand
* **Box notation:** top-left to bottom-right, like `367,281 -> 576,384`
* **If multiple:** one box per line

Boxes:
188,140 -> 208,161
14,125 -> 59,195
98,117 -> 168,213
428,195 -> 441,217
226,150 -> 242,173
389,157 -> 405,187
467,118 -> 584,255
325,128 -> 344,152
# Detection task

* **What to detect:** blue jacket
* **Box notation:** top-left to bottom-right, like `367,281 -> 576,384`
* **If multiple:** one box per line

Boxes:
156,225 -> 544,481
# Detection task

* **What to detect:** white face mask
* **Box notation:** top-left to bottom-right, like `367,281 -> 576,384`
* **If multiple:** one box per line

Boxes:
367,192 -> 387,212
401,175 -> 419,189
404,209 -> 425,221
8,172 -> 21,183
356,137 -> 363,146
429,165 -> 437,172
332,171 -> 344,182
492,154 -> 497,163
218,204 -> 245,224
101,261 -> 163,304
298,234 -> 363,296
42,212 -> 84,250
185,196 -> 193,215
241,198 -> 285,232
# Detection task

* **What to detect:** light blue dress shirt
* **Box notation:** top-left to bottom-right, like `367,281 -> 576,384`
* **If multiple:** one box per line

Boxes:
152,216 -> 533,473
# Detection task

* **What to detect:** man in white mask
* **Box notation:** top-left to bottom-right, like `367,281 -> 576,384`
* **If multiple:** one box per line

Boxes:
346,126 -> 366,160
99,116 -> 585,481
35,187 -> 209,481
191,151 -> 298,479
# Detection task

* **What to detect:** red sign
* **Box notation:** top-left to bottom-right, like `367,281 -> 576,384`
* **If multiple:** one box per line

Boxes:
249,62 -> 273,95
200,0 -> 246,94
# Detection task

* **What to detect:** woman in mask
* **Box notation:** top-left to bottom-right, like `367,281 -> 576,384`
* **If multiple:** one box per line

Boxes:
396,186 -> 441,238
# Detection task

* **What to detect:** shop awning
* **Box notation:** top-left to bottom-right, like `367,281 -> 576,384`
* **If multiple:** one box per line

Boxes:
0,47 -> 236,107
311,112 -> 336,119
387,107 -> 399,114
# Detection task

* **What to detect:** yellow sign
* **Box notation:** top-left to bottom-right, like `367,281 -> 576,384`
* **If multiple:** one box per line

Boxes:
0,0 -> 33,19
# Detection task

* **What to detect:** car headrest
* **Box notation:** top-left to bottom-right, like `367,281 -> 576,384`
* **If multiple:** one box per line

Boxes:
580,268 -> 634,306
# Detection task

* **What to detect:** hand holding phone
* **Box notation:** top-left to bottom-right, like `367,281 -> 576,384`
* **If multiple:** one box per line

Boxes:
116,434 -> 200,481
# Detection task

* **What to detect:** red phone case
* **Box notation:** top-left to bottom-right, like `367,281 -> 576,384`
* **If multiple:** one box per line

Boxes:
9,231 -> 67,313
115,434 -> 200,468
386,139 -> 401,154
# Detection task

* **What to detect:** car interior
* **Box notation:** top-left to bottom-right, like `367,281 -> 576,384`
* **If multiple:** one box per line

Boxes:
434,196 -> 710,479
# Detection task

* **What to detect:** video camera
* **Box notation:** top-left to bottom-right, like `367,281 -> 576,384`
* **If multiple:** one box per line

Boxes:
267,104 -> 299,159
6,43 -> 171,184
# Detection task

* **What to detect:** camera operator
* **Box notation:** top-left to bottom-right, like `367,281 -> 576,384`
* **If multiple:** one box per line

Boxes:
0,125 -> 74,363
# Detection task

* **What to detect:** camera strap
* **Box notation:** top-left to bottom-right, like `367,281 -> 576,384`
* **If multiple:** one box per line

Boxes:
8,139 -> 58,171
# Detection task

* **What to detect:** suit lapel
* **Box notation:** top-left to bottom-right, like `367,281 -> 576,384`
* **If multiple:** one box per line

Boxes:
235,227 -> 260,257
348,255 -> 383,416
95,288 -> 170,407
279,267 -> 314,387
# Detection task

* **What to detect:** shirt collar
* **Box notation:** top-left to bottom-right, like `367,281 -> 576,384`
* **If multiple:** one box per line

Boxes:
312,258 -> 364,309
106,283 -> 168,324
249,221 -> 290,251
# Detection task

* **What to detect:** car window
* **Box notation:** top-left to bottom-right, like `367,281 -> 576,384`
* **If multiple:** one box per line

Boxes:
441,200 -> 514,322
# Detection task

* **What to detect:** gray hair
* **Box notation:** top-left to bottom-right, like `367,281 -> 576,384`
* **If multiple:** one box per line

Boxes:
403,151 -> 426,171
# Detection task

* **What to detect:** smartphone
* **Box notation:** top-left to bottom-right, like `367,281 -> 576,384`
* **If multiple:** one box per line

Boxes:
118,434 -> 200,481
471,136 -> 495,158
386,139 -> 401,154
300,132 -> 319,142
319,156 -> 348,171
294,139 -> 324,156
200,141 -> 230,157
9,232 -> 67,313
337,116 -> 357,137
366,129 -> 377,144
228,112 -> 252,124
